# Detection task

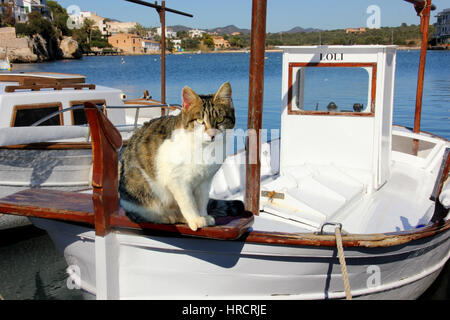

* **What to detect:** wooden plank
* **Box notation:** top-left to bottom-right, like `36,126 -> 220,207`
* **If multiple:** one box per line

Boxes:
0,73 -> 86,85
0,188 -> 254,240
111,209 -> 254,240
5,84 -> 95,92
0,189 -> 94,224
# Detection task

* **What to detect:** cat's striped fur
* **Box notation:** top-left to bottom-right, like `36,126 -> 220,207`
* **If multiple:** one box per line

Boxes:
119,83 -> 235,231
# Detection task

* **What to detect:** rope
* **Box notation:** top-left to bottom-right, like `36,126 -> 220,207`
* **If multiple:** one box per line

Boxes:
335,226 -> 352,300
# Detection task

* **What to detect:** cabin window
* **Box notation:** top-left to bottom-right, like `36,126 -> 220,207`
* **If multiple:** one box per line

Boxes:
11,103 -> 63,127
288,63 -> 377,116
70,100 -> 107,125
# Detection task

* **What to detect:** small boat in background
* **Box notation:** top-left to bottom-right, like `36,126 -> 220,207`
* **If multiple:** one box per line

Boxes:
0,72 -> 180,230
0,56 -> 11,71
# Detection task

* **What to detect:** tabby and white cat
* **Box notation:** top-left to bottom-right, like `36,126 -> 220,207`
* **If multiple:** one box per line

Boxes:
119,82 -> 235,231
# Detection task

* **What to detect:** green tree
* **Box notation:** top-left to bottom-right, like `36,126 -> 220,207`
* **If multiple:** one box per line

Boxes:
129,23 -> 148,38
181,38 -> 200,50
176,30 -> 188,38
229,35 -> 244,48
90,29 -> 111,48
71,19 -> 97,52
15,11 -> 56,41
1,2 -> 15,26
202,34 -> 214,49
46,0 -> 71,36
167,39 -> 174,52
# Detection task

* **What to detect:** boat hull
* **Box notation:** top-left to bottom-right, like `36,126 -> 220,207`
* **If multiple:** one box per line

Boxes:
31,217 -> 450,300
0,147 -> 92,229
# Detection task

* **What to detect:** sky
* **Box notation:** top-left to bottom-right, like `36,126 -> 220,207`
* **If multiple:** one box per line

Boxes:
55,0 -> 448,32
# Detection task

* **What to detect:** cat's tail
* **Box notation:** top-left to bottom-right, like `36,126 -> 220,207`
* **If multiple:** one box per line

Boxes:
207,199 -> 245,217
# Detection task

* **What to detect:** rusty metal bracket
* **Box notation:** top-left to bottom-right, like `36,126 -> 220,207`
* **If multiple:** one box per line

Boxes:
261,190 -> 285,200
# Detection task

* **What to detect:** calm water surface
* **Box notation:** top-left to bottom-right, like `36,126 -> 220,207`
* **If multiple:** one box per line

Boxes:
10,50 -> 450,139
0,50 -> 448,300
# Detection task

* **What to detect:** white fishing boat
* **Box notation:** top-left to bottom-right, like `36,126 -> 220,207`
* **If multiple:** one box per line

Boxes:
0,56 -> 11,71
0,0 -> 448,300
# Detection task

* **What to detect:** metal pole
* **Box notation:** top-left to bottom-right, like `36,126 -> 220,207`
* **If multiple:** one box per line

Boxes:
158,1 -> 167,116
245,0 -> 267,216
413,0 -> 432,154
125,0 -> 193,116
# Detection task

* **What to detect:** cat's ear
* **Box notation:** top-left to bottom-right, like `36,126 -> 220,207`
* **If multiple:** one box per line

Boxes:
214,82 -> 232,103
181,86 -> 200,111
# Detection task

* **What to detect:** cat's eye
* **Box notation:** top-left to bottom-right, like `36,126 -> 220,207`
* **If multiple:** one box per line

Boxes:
216,116 -> 224,123
196,118 -> 204,124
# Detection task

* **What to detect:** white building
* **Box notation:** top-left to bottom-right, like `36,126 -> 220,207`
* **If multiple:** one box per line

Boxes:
142,39 -> 159,53
434,8 -> 450,44
172,39 -> 181,51
156,26 -> 176,38
0,0 -> 47,23
107,21 -> 137,35
188,28 -> 205,38
68,10 -> 137,37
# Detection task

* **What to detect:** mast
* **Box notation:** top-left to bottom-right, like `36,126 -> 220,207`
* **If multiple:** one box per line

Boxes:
245,0 -> 267,216
125,0 -> 193,115
404,0 -> 434,154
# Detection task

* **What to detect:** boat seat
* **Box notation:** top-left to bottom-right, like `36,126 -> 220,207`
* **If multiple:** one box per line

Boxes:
0,102 -> 254,240
0,189 -> 253,240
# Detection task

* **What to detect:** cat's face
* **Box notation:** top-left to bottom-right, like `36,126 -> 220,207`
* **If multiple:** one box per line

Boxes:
181,82 -> 235,143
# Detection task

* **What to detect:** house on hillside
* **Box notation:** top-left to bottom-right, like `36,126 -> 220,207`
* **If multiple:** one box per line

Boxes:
68,11 -> 136,38
108,33 -> 144,54
142,39 -> 159,53
211,35 -> 230,49
171,39 -> 181,51
0,0 -> 48,23
189,28 -> 205,38
107,21 -> 137,35
156,26 -> 176,38
434,8 -> 450,45
345,27 -> 367,34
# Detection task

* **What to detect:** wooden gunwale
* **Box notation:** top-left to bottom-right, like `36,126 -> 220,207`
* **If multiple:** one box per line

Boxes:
0,72 -> 86,85
4,196 -> 446,248
1,187 -> 446,247
244,219 -> 450,248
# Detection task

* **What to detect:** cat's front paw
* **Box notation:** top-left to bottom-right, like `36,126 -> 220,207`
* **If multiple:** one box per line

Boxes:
187,215 -> 215,231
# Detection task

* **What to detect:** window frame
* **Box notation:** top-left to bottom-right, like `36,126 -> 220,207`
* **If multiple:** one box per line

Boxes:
287,62 -> 377,117
11,102 -> 64,127
69,100 -> 107,125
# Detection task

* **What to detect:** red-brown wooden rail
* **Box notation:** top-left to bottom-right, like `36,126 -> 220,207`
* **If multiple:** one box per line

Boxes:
245,0 -> 267,216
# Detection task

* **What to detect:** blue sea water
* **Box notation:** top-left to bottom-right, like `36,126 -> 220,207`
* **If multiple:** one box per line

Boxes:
11,50 -> 450,139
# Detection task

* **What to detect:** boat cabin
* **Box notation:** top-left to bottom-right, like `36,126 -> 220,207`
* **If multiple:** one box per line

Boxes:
0,73 -> 178,145
280,45 -> 397,190
0,73 -> 126,129
259,45 -> 398,229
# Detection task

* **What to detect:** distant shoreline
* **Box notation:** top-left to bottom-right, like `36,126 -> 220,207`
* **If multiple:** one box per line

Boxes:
89,47 -> 425,58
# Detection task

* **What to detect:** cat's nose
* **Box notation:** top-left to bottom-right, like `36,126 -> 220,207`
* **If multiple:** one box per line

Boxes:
206,129 -> 217,141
